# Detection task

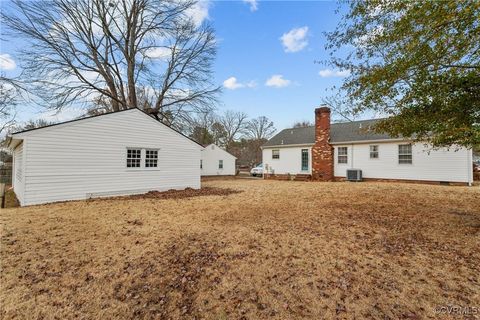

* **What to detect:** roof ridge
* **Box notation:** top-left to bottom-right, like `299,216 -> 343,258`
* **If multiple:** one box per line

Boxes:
280,118 -> 385,131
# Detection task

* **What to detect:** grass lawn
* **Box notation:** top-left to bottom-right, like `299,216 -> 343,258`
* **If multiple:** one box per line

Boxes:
1,180 -> 479,319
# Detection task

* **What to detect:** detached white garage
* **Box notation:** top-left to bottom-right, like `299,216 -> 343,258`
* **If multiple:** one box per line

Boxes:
200,144 -> 236,176
8,108 -> 203,206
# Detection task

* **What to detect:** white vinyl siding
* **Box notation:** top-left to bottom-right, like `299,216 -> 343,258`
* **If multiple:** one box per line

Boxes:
262,146 -> 312,175
333,142 -> 471,183
15,109 -> 201,206
200,144 -> 236,176
12,142 -> 24,204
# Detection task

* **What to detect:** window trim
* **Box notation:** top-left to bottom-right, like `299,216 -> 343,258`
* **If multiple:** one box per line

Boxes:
337,146 -> 348,164
398,144 -> 413,165
369,145 -> 379,159
272,149 -> 280,160
218,159 -> 223,169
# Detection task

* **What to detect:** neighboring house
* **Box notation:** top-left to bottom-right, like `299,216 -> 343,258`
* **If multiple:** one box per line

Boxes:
201,144 -> 236,176
262,107 -> 473,186
7,108 -> 203,206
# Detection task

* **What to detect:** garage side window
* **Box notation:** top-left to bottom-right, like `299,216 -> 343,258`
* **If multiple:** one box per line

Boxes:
127,149 -> 141,168
145,150 -> 158,168
219,160 -> 223,169
337,147 -> 348,164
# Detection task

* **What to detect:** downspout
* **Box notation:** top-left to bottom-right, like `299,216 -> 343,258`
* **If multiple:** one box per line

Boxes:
351,143 -> 354,169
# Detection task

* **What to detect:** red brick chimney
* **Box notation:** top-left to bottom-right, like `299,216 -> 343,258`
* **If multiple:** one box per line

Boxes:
312,106 -> 334,181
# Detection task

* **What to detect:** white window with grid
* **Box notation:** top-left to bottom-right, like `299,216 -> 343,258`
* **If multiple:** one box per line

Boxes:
370,145 -> 379,159
145,150 -> 158,168
126,149 -> 141,168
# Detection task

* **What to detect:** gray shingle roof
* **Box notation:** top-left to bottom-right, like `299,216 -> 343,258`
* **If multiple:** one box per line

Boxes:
263,119 -> 395,147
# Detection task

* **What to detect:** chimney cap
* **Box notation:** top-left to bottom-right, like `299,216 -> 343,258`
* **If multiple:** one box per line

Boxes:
315,106 -> 331,114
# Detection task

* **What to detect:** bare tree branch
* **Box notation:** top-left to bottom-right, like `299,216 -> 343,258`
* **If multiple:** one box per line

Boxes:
2,0 -> 220,126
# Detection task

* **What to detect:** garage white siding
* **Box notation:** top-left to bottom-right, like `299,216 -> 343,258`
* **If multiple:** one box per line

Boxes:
333,142 -> 472,183
13,109 -> 202,206
262,146 -> 313,175
200,144 -> 236,176
12,142 -> 24,204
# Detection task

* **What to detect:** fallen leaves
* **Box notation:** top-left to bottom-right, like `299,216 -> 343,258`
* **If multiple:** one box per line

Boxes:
0,180 -> 479,319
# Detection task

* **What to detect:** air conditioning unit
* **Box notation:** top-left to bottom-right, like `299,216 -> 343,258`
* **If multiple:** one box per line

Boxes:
346,169 -> 362,182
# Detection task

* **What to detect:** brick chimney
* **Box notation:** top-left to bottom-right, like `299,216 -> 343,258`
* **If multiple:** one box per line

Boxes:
312,106 -> 334,181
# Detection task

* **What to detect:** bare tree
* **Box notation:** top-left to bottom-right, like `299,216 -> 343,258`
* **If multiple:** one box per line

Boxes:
292,120 -> 313,128
218,110 -> 248,150
245,116 -> 276,140
3,0 -> 220,127
12,119 -> 55,132
0,81 -> 17,136
189,108 -> 216,145
321,94 -> 355,122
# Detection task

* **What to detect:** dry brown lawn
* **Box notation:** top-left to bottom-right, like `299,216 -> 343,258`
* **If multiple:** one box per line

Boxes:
1,180 -> 479,320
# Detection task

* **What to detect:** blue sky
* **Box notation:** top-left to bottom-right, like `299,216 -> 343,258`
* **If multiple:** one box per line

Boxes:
0,0 -> 350,131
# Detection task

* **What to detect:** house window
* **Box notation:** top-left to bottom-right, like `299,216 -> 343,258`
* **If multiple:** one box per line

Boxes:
370,145 -> 379,159
145,150 -> 158,168
301,149 -> 309,171
272,149 -> 280,159
127,149 -> 141,168
219,160 -> 223,169
200,160 -> 203,169
337,147 -> 348,164
398,144 -> 412,164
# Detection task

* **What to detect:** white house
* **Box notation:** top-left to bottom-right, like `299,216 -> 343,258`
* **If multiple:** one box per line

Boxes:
200,144 -> 236,176
8,108 -> 203,206
262,107 -> 473,186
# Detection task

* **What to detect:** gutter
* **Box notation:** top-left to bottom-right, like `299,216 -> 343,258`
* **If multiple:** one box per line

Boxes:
330,138 -> 406,145
261,143 -> 314,149
262,138 -> 407,149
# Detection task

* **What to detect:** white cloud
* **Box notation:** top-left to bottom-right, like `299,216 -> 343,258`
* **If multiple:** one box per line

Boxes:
0,54 -> 16,71
36,107 -> 85,123
318,69 -> 351,78
243,0 -> 258,12
280,26 -> 309,53
265,75 -> 291,88
223,77 -> 257,90
145,47 -> 172,60
186,0 -> 211,27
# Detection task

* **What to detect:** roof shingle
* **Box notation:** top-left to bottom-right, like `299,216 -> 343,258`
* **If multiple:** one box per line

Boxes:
263,119 -> 395,147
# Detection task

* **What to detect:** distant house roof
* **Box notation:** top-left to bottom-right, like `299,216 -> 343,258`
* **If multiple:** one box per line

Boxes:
202,144 -> 237,159
263,119 -> 398,147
